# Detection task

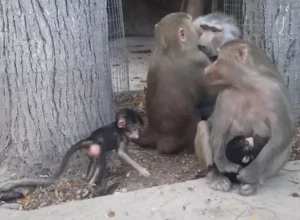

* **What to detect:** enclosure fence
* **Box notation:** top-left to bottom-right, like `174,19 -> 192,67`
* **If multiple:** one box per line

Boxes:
224,0 -> 300,121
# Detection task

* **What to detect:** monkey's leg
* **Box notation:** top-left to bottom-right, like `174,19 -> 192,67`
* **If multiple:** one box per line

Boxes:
260,142 -> 292,183
237,142 -> 292,196
89,154 -> 107,185
85,158 -> 96,181
207,166 -> 232,192
194,120 -> 214,169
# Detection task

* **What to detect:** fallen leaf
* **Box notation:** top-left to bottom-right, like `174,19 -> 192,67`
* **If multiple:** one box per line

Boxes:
252,215 -> 257,220
107,210 -> 115,218
224,201 -> 232,206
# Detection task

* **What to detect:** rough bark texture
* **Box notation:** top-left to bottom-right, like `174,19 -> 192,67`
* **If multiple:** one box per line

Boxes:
0,0 -> 114,177
242,0 -> 300,121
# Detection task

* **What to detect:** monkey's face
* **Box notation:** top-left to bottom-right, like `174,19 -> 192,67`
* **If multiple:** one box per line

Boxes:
125,123 -> 142,140
196,25 -> 224,57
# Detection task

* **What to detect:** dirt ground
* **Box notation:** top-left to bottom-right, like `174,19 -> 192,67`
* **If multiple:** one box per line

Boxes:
2,90 -> 300,210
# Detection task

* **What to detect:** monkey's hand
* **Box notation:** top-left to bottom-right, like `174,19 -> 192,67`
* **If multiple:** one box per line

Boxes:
237,161 -> 259,184
138,167 -> 151,177
214,154 -> 241,173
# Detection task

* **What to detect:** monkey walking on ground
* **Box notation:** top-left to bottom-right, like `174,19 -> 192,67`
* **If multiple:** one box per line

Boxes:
133,12 -> 213,154
194,39 -> 295,196
0,108 -> 150,192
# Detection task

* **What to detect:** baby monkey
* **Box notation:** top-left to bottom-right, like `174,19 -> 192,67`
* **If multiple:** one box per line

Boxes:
0,108 -> 150,192
224,135 -> 269,183
54,108 -> 151,185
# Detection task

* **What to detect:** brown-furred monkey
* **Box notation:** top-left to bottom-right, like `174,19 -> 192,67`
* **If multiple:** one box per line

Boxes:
133,12 -> 213,154
196,39 -> 295,196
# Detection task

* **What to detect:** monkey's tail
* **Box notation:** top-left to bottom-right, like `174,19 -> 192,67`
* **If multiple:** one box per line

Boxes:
0,178 -> 56,192
0,140 -> 92,192
52,140 -> 92,179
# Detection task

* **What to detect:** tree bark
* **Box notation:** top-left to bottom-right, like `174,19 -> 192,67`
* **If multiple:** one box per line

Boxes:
242,0 -> 300,121
0,0 -> 114,177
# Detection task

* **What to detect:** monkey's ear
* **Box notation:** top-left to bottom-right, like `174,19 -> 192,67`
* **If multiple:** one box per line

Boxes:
118,118 -> 126,128
178,28 -> 187,42
237,44 -> 249,63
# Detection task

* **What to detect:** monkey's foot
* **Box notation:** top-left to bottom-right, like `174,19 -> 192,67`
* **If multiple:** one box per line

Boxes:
238,183 -> 257,196
207,174 -> 232,192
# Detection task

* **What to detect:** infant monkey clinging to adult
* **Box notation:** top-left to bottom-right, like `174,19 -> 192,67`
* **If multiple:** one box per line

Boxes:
225,135 -> 269,183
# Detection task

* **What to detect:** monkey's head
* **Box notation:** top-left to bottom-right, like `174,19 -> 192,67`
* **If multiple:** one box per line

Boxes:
226,136 -> 254,165
154,12 -> 199,52
116,108 -> 144,140
203,40 -> 254,87
193,13 -> 240,58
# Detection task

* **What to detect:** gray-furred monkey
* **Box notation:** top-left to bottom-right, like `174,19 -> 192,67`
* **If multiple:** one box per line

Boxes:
193,12 -> 241,121
193,12 -> 240,60
195,39 -> 296,196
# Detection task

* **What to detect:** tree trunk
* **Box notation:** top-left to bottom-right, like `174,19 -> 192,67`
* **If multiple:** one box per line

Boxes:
180,0 -> 204,17
0,0 -> 114,177
242,0 -> 300,121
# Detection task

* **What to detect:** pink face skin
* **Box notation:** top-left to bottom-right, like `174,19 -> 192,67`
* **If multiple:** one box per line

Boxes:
245,137 -> 254,148
126,130 -> 139,139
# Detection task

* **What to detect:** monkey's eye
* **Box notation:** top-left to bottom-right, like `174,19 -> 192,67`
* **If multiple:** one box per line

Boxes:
211,27 -> 221,32
200,25 -> 209,30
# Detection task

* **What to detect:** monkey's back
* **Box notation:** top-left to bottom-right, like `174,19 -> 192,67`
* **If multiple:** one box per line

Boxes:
146,50 -> 209,134
89,122 -> 120,152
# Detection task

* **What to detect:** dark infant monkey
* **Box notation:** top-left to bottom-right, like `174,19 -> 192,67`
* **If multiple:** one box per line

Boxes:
224,135 -> 269,183
0,108 -> 150,192
54,108 -> 151,185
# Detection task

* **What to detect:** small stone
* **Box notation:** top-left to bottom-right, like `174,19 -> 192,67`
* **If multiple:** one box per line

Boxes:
107,210 -> 115,217
120,188 -> 128,193
40,202 -> 47,207
291,192 -> 300,197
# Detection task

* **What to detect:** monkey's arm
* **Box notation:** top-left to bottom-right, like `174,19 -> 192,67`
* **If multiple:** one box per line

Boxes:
117,142 -> 150,177
211,99 -> 241,173
0,178 -> 56,192
237,111 -> 295,184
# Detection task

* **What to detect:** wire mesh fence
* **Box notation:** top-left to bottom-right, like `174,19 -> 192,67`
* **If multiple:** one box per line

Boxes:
0,0 -> 129,179
224,0 -> 300,121
107,0 -> 130,94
